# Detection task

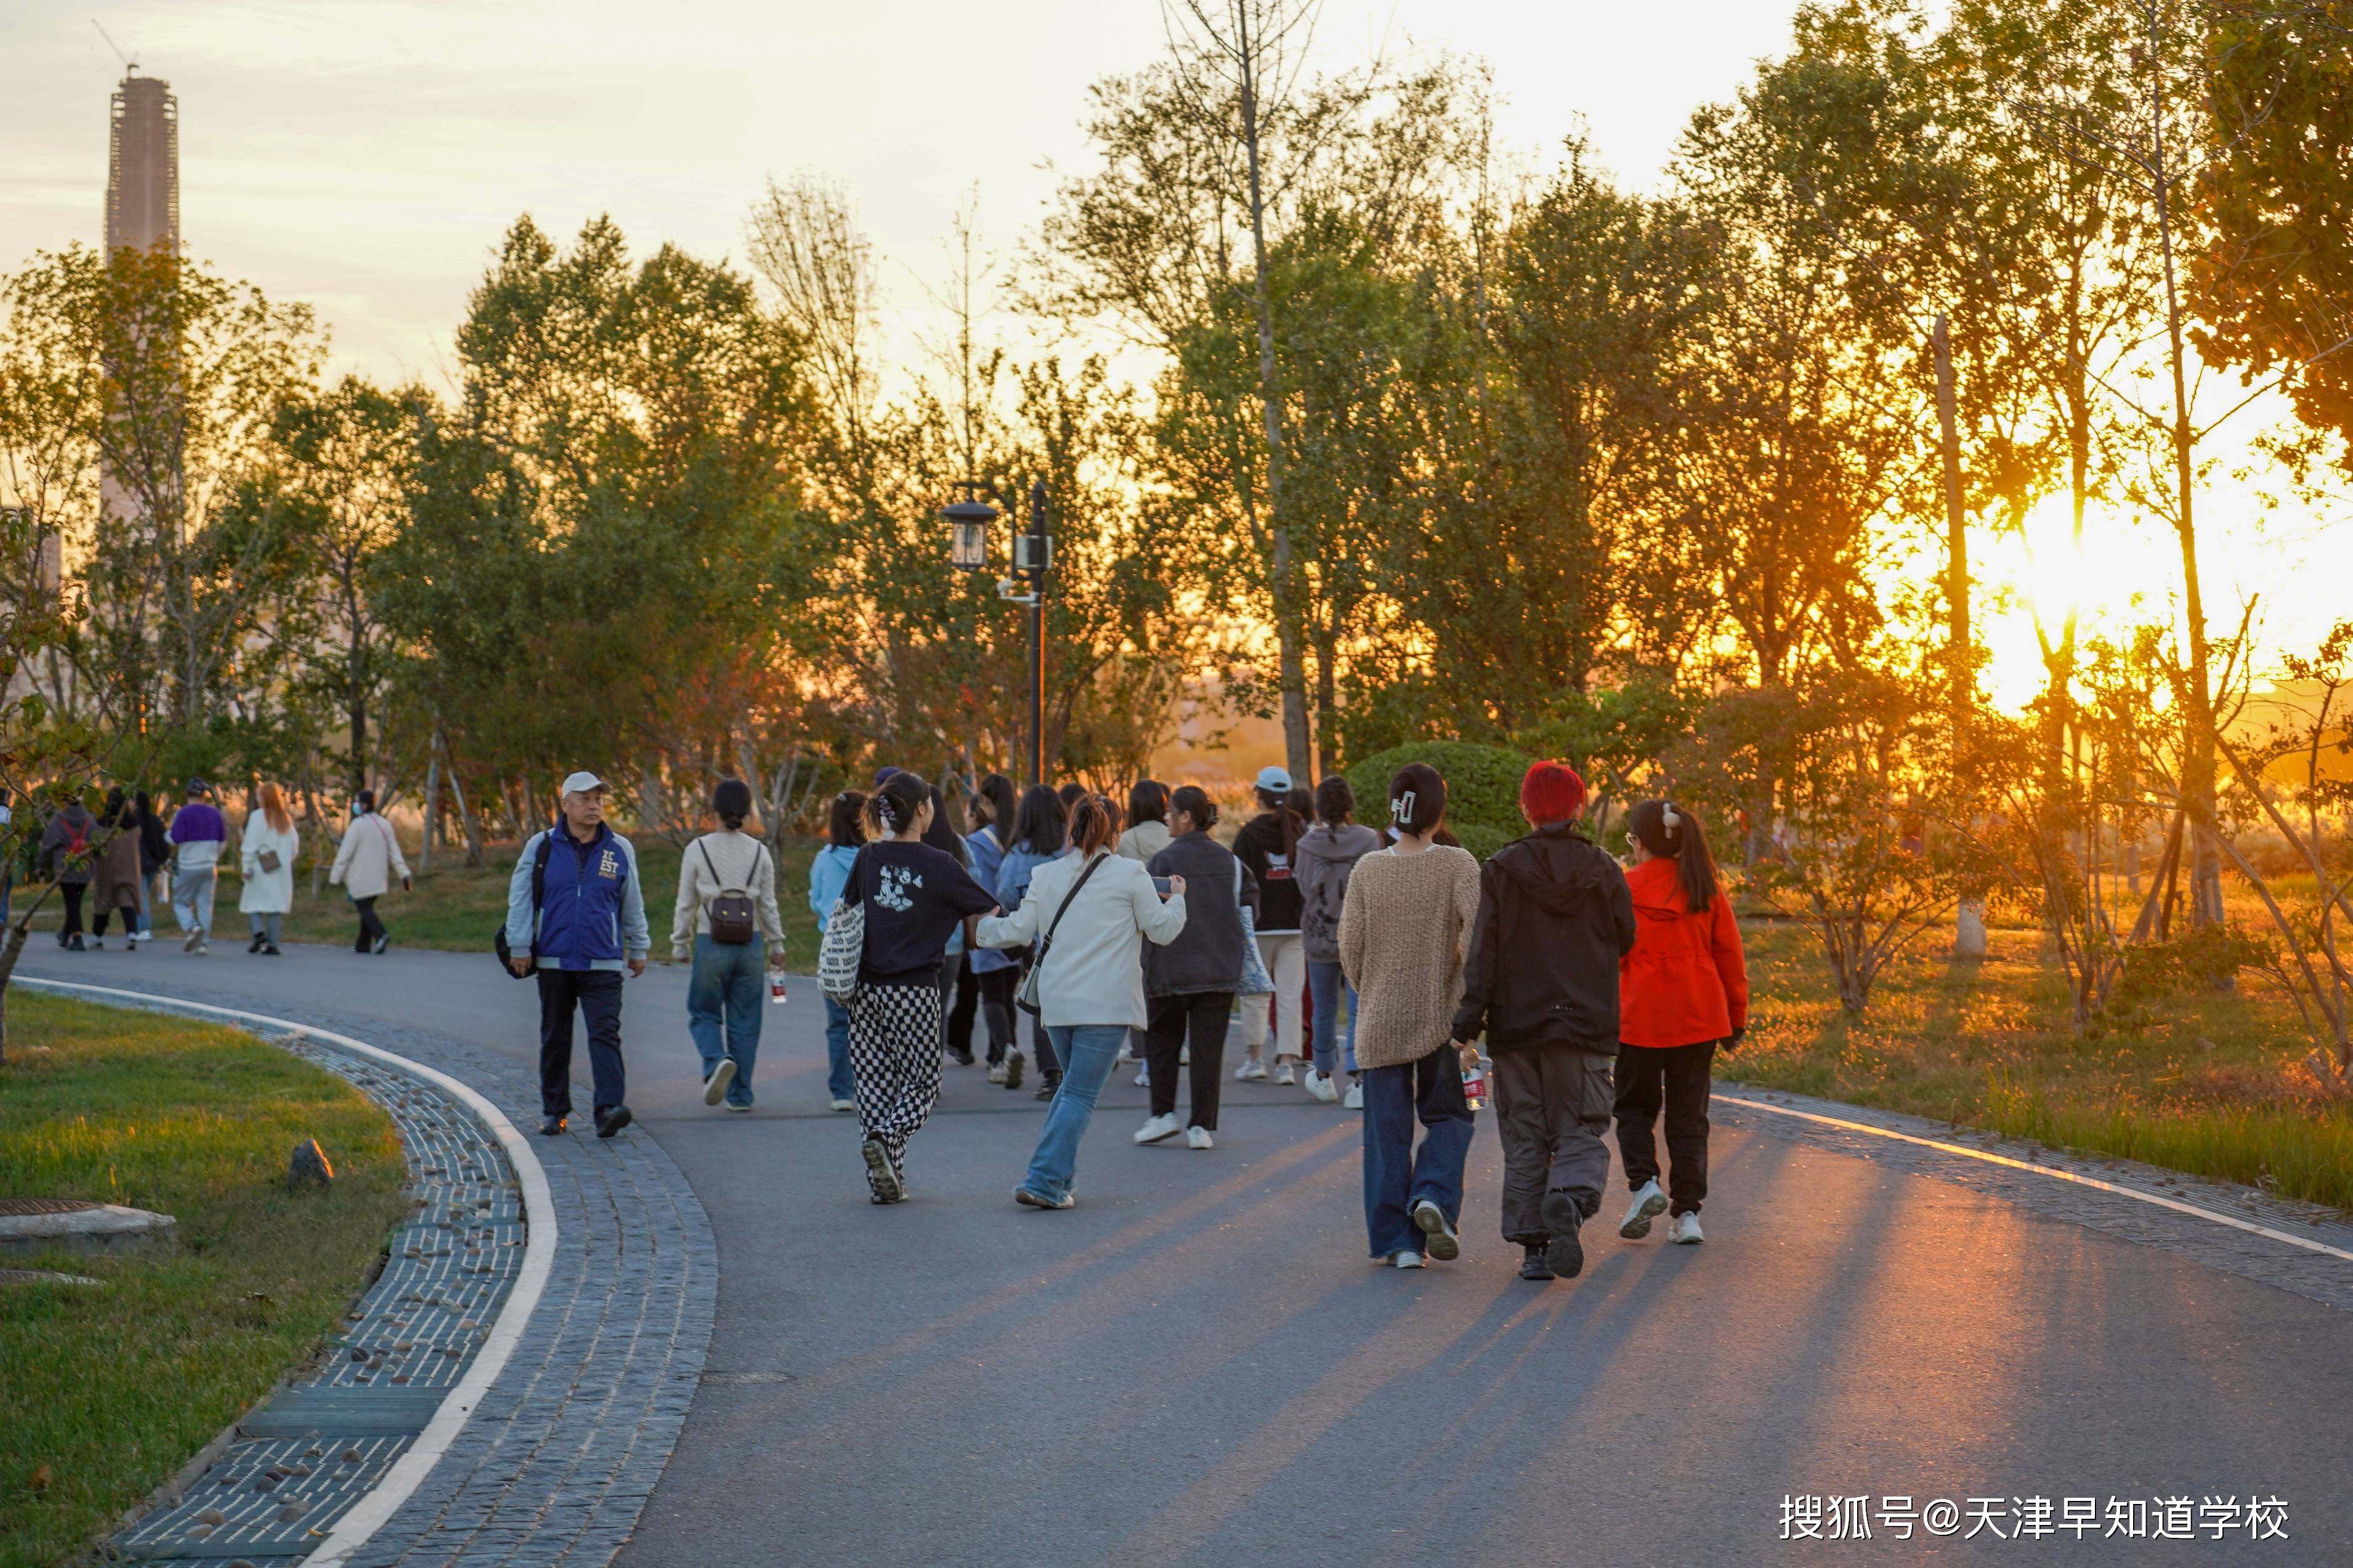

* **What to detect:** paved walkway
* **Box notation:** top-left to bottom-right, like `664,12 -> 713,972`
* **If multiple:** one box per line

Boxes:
20,939 -> 2352,1567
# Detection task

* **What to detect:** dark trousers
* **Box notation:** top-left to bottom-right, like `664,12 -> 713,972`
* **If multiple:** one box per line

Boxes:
1362,1048 -> 1476,1259
93,900 -> 136,937
976,967 -> 1019,1063
1614,1040 -> 1717,1214
538,968 -> 626,1118
59,883 -> 86,937
1492,1042 -> 1614,1245
1146,991 -> 1231,1130
354,895 -> 387,952
945,953 -> 978,1054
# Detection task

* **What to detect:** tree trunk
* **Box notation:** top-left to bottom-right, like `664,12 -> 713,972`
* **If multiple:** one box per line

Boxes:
419,742 -> 441,875
445,750 -> 485,870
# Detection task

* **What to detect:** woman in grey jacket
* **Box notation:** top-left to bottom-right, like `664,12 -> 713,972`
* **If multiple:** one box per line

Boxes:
1295,777 -> 1384,1107
1138,786 -> 1258,1148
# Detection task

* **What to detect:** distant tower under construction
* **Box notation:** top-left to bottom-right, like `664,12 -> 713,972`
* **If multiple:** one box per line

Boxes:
105,71 -> 178,254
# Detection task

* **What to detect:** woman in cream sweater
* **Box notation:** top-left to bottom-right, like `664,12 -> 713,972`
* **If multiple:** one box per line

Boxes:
1337,761 -> 1482,1268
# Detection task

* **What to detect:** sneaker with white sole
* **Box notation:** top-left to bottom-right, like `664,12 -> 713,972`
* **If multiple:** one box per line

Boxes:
1234,1057 -> 1268,1081
829,1097 -> 857,1113
1134,1112 -> 1183,1145
1671,1211 -> 1704,1244
1002,1050 -> 1026,1091
861,1138 -> 904,1203
182,930 -> 201,953
1619,1178 -> 1668,1239
1392,1250 -> 1425,1269
1272,1061 -> 1297,1086
987,1061 -> 1007,1085
1342,1080 -> 1363,1110
702,1059 -> 737,1106
1303,1068 -> 1338,1103
1014,1187 -> 1075,1210
1133,1065 -> 1149,1086
1410,1198 -> 1459,1261
1186,1125 -> 1213,1150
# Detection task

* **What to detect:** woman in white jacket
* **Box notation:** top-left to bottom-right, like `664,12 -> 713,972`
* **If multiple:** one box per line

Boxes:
329,789 -> 411,954
238,782 -> 301,955
976,793 -> 1186,1210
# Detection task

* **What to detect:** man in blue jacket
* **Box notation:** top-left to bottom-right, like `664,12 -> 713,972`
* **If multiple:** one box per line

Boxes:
506,771 -> 650,1138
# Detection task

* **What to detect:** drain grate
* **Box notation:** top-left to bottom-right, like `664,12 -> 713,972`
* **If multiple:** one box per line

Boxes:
112,1434 -> 409,1560
110,1041 -> 525,1563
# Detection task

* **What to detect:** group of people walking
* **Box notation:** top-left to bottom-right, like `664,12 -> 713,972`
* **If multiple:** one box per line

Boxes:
724,750 -> 1750,1282
33,777 -> 418,957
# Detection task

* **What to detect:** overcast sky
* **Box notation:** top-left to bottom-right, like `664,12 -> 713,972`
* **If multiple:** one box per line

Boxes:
2,0 -> 1810,384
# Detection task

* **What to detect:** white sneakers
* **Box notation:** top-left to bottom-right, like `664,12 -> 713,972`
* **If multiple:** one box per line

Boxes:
1135,1112 -> 1183,1144
1272,1061 -> 1297,1086
1342,1080 -> 1363,1110
702,1059 -> 737,1107
1303,1069 -> 1339,1103
987,1061 -> 1007,1085
1186,1125 -> 1213,1150
829,1097 -> 856,1113
1409,1198 -> 1459,1261
1618,1179 -> 1668,1239
1671,1211 -> 1704,1244
1234,1057 -> 1269,1081
1392,1250 -> 1425,1269
1133,1065 -> 1150,1086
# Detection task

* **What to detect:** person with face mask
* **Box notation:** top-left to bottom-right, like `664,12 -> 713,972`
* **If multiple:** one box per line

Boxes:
330,788 -> 411,954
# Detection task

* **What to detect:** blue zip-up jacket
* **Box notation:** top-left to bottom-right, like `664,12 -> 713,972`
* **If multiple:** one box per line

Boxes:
808,843 -> 861,934
505,823 -> 650,972
965,826 -> 1015,974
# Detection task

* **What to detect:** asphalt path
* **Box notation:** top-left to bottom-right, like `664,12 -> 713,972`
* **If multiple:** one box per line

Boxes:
20,937 -> 2351,1566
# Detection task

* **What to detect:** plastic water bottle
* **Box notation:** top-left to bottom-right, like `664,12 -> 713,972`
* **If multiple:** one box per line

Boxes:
1462,1059 -> 1488,1113
768,974 -> 788,1006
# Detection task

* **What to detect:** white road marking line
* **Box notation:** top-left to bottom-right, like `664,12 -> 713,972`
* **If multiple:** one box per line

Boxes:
1714,1088 -> 2353,1264
19,978 -> 558,1567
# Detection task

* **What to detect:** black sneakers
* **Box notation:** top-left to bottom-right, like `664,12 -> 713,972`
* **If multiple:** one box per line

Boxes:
1519,1244 -> 1555,1282
1540,1189 -> 1586,1279
1033,1070 -> 1062,1102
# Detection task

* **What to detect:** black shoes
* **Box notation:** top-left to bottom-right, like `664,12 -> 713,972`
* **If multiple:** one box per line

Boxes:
594,1104 -> 633,1139
540,1115 -> 567,1136
1540,1189 -> 1586,1279
248,934 -> 265,953
371,934 -> 391,955
1519,1244 -> 1555,1282
947,1045 -> 976,1067
262,944 -> 282,956
1034,1070 -> 1061,1102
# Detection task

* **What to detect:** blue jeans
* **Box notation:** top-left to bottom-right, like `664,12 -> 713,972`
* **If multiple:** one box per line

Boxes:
1363,1049 -> 1476,1259
1019,1024 -> 1127,1204
822,996 -> 857,1102
686,935 -> 764,1105
1308,960 -> 1357,1077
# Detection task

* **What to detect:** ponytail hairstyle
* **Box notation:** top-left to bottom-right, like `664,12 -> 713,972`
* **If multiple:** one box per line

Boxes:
828,790 -> 868,847
1069,793 -> 1120,855
1387,762 -> 1446,838
974,772 -> 1019,835
712,777 -> 753,831
1011,784 -> 1067,857
1629,798 -> 1719,915
864,772 -> 929,839
1168,785 -> 1218,833
1313,775 -> 1355,826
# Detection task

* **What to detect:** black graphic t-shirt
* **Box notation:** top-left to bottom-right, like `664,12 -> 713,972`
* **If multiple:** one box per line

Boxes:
844,841 -> 998,985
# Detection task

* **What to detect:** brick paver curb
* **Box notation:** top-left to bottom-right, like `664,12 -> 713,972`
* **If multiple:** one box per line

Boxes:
26,979 -> 718,1568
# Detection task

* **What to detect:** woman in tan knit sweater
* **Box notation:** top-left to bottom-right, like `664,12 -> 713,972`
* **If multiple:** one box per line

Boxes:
1337,762 -> 1483,1267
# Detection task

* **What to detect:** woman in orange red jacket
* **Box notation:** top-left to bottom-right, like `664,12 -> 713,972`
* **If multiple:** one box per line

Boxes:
1613,799 -> 1748,1245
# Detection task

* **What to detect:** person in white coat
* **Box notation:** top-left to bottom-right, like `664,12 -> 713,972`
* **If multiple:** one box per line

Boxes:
976,793 -> 1187,1210
238,783 -> 301,955
330,789 -> 411,954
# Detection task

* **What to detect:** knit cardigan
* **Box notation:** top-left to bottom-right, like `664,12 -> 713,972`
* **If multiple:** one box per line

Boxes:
1335,844 -> 1483,1070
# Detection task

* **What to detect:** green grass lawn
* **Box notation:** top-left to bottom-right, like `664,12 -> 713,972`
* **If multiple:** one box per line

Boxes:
0,994 -> 409,1568
1729,918 -> 2353,1211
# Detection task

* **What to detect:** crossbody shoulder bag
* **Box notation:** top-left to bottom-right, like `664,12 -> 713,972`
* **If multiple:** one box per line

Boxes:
1016,853 -> 1108,1017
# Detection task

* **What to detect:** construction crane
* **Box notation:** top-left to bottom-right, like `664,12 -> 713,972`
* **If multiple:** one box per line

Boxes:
92,18 -> 137,75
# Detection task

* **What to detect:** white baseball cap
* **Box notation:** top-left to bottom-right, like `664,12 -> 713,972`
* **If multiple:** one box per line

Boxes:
1255,765 -> 1292,793
560,770 -> 608,796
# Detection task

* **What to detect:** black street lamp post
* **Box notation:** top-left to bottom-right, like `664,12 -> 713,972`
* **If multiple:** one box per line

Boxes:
941,479 -> 1051,787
